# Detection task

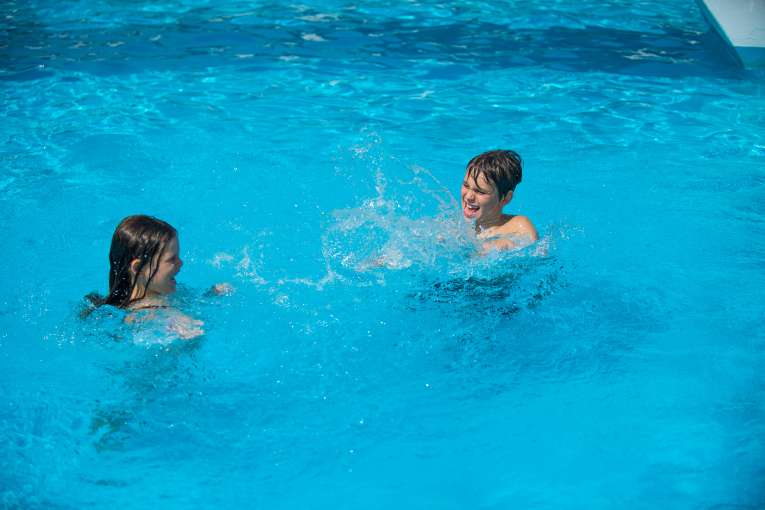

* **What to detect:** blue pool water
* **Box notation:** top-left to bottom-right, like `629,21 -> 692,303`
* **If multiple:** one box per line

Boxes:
2,1 -> 764,508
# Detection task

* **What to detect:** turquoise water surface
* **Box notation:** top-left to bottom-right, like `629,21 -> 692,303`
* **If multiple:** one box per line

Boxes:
1,1 -> 764,508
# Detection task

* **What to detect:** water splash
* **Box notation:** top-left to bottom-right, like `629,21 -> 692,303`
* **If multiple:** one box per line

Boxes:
323,156 -> 479,281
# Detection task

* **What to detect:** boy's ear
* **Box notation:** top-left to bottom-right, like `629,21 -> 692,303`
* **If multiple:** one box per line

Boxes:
500,190 -> 513,206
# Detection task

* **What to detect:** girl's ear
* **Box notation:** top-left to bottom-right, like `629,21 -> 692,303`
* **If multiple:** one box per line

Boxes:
129,258 -> 141,276
500,190 -> 513,206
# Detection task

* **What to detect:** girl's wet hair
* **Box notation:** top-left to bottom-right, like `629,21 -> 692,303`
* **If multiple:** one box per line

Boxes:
466,150 -> 522,199
87,215 -> 177,309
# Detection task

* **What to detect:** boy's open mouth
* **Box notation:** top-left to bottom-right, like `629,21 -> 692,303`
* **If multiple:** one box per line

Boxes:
463,201 -> 479,218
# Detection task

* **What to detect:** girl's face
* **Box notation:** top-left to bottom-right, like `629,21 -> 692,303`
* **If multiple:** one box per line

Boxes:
141,235 -> 183,297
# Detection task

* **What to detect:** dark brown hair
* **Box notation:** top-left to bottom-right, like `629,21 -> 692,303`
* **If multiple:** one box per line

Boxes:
89,215 -> 177,309
466,150 -> 522,199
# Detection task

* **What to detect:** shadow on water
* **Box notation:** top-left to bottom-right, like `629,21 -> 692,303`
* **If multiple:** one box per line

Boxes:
406,254 -> 564,319
0,2 -> 746,81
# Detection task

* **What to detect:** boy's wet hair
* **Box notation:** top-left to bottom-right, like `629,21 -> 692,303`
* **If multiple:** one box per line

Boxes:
466,149 -> 522,199
87,215 -> 177,309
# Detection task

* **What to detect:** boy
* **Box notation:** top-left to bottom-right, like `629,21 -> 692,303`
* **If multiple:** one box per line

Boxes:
461,149 -> 538,251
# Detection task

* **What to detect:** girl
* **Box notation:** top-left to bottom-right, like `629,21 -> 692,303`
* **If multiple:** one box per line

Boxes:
88,215 -> 203,340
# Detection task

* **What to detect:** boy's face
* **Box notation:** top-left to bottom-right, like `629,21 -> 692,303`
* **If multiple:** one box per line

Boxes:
461,171 -> 511,225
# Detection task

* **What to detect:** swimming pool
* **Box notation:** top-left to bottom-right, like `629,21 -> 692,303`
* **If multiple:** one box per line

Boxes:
1,0 -> 764,507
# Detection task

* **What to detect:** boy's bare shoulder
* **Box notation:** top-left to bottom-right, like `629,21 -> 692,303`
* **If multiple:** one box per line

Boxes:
498,215 -> 538,241
478,215 -> 539,253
